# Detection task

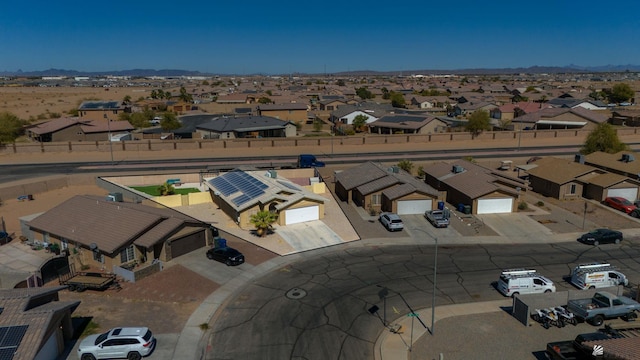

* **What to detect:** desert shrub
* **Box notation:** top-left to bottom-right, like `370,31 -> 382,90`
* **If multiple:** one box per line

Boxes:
536,201 -> 544,207
518,201 -> 528,210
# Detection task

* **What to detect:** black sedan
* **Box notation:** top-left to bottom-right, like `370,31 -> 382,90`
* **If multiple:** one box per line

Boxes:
206,247 -> 245,266
578,228 -> 623,246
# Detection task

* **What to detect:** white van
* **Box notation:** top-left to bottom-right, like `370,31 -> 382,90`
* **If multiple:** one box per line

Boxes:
497,269 -> 556,297
570,263 -> 628,290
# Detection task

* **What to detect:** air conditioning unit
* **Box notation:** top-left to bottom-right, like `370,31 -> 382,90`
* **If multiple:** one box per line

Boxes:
452,165 -> 464,174
575,154 -> 585,164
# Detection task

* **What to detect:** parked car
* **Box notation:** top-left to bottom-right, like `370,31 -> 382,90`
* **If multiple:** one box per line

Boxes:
630,208 -> 640,218
77,327 -> 156,360
379,212 -> 404,231
603,196 -> 636,213
207,246 -> 245,266
577,228 -> 623,246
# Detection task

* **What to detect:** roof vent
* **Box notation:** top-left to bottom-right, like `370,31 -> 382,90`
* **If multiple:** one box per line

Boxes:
388,166 -> 399,173
452,165 -> 464,174
574,154 -> 585,164
622,154 -> 635,162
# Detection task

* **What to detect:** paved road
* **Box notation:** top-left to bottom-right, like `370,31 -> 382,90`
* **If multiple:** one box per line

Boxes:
202,238 -> 640,360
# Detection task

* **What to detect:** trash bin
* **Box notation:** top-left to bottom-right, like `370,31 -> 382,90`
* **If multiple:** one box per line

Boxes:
438,201 -> 445,210
464,205 -> 471,214
457,203 -> 465,212
214,238 -> 227,249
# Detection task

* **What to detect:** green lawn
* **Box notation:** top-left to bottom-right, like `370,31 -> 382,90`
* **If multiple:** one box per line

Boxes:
132,185 -> 201,196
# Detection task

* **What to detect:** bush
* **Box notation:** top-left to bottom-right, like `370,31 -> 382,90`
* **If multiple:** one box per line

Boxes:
518,201 -> 528,210
536,201 -> 544,207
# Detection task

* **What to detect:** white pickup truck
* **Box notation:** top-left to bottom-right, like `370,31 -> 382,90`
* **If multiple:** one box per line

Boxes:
424,209 -> 450,228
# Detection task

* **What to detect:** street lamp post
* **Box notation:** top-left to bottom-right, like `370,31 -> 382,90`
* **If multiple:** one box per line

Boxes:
105,114 -> 114,164
431,236 -> 438,335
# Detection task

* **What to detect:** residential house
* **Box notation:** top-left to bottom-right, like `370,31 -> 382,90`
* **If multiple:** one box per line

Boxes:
255,103 -> 308,123
217,93 -> 253,104
27,195 -> 211,271
452,101 -> 497,117
368,114 -> 449,134
423,160 -> 523,214
490,102 -> 550,123
0,286 -> 79,360
205,169 -> 327,228
26,117 -> 134,142
195,115 -> 297,139
329,103 -> 393,126
525,157 -> 602,200
78,101 -> 126,122
584,151 -> 640,183
610,110 -> 640,127
334,162 -> 441,215
546,98 -> 608,110
318,97 -> 348,111
511,107 -> 608,130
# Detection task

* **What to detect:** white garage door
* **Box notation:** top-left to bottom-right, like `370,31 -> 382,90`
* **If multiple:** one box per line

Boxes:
607,188 -> 638,202
284,206 -> 319,225
397,199 -> 433,215
477,198 -> 513,214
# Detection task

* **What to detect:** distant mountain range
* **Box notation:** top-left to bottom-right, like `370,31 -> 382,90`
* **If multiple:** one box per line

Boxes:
1,65 -> 640,77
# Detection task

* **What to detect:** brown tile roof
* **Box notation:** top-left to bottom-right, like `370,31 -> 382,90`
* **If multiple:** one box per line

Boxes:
0,286 -> 79,360
582,337 -> 640,359
81,120 -> 134,133
335,162 -> 389,190
356,176 -> 400,195
27,195 -> 204,254
28,117 -> 90,135
584,172 -> 633,187
526,157 -> 598,184
424,160 -> 518,198
585,151 -> 640,175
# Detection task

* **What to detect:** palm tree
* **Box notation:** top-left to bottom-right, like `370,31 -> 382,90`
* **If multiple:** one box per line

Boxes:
250,210 -> 278,237
158,182 -> 175,196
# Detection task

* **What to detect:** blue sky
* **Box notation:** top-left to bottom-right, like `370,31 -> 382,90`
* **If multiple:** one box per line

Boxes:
2,0 -> 640,74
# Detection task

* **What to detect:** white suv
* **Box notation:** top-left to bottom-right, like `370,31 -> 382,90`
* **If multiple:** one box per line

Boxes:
77,327 -> 156,360
379,212 -> 404,231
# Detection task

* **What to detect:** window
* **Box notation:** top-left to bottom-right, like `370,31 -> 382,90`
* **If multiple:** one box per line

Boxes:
569,184 -> 577,194
93,251 -> 104,263
371,194 -> 381,205
120,245 -> 135,263
61,238 -> 69,250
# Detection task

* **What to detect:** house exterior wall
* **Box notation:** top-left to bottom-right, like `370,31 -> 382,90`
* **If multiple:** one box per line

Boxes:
238,203 -> 262,229
276,199 -> 324,225
79,109 -> 121,122
528,176 -> 561,199
258,109 -> 307,123
583,183 -> 606,201
335,182 -> 350,202
50,124 -> 86,142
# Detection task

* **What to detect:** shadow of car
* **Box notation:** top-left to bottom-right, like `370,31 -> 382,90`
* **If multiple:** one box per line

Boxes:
577,228 -> 623,246
603,197 -> 636,214
206,247 -> 245,266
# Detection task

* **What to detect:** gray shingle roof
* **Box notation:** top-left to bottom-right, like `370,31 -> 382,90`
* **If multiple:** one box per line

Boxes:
196,116 -> 291,132
337,162 -> 439,197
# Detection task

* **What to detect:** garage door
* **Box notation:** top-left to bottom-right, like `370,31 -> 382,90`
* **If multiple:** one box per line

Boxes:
170,230 -> 206,259
607,188 -> 638,202
285,206 -> 319,225
477,198 -> 513,214
397,199 -> 433,215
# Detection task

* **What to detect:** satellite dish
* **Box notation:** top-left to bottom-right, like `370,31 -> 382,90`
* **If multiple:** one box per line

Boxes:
90,243 -> 98,251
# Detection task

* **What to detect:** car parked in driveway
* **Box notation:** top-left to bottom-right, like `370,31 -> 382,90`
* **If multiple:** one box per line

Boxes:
603,196 -> 636,213
630,208 -> 640,218
206,246 -> 245,266
578,228 -> 623,246
379,212 -> 404,231
78,326 -> 155,360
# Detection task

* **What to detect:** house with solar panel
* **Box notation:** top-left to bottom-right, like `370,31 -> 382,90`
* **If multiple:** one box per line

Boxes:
195,115 -> 297,139
206,170 -> 327,228
0,286 -> 79,360
78,100 -> 127,122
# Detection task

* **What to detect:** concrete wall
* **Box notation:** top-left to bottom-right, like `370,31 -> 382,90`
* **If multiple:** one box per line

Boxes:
6,128 -> 638,155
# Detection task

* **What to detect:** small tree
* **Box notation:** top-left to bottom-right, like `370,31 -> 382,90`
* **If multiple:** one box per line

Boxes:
313,119 -> 323,132
580,122 -> 628,154
607,83 -> 635,104
465,110 -> 491,138
160,112 -> 181,131
257,97 -> 272,104
178,86 -> 193,103
352,114 -> 368,132
417,165 -> 426,179
158,182 -> 175,196
389,92 -> 406,108
397,159 -> 414,174
0,112 -> 26,144
250,210 -> 278,237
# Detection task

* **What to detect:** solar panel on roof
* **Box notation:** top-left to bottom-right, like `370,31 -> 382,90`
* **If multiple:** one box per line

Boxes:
277,180 -> 301,191
0,348 -> 16,360
0,325 -> 28,360
210,171 -> 268,206
0,325 -> 28,347
209,177 -> 238,196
